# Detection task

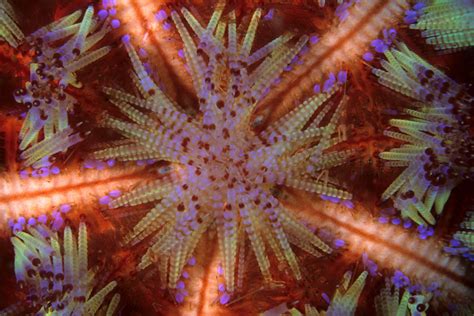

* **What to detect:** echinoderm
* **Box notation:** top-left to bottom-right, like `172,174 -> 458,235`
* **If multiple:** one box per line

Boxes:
0,0 -> 473,315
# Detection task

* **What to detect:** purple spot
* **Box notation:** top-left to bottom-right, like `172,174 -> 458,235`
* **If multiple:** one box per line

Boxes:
220,292 -> 230,305
111,19 -> 121,29
373,40 -> 388,53
175,292 -> 185,303
404,15 -> 417,24
187,257 -> 196,266
263,8 -> 274,20
31,170 -> 40,178
176,281 -> 185,289
59,204 -> 71,213
378,216 -> 389,224
178,49 -> 185,59
426,226 -> 434,237
182,271 -> 189,279
362,52 -> 374,62
313,84 -> 321,94
83,160 -> 95,169
342,199 -> 353,209
323,79 -> 334,92
413,2 -> 425,10
218,283 -> 225,292
13,223 -> 23,233
337,70 -> 347,83
391,218 -> 401,225
310,35 -> 319,45
27,218 -> 36,226
139,48 -> 148,58
217,264 -> 223,275
51,166 -> 60,175
323,74 -> 337,92
108,8 -> 117,16
163,22 -> 172,31
403,219 -> 412,229
98,9 -> 108,20
17,217 -> 26,225
417,225 -> 428,234
392,270 -> 410,289
450,239 -> 461,247
106,159 -> 116,167
52,216 -> 64,231
99,195 -> 111,205
155,9 -> 168,22
322,292 -> 331,305
334,239 -> 345,248
109,190 -> 122,198
327,196 -> 340,204
38,214 -> 48,224
122,34 -> 131,43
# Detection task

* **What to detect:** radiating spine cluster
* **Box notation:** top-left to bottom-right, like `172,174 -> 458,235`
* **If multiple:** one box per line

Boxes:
373,42 -> 473,226
444,212 -> 474,261
0,0 -> 24,47
408,0 -> 474,52
13,6 -> 111,169
93,2 -> 353,295
375,278 -> 431,316
281,270 -> 368,316
10,221 -> 120,315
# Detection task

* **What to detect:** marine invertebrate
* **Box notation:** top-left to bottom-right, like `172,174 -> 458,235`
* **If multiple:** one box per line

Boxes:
408,0 -> 474,52
13,5 -> 112,169
93,2 -> 353,294
374,42 -> 473,225
8,221 -> 120,315
0,0 -> 472,315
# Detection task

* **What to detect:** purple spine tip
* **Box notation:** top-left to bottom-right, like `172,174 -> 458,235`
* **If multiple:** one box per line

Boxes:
111,19 -> 121,29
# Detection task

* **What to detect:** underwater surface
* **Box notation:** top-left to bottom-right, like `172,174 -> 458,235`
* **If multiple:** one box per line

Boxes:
0,0 -> 473,315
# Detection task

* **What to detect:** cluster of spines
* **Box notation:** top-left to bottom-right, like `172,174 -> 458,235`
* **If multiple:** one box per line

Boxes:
270,269 -> 436,315
13,5 -> 111,169
93,2 -> 354,295
374,278 -> 431,316
444,211 -> 474,261
373,42 -> 473,226
408,0 -> 474,52
286,270 -> 368,316
0,0 -> 24,47
9,221 -> 120,315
